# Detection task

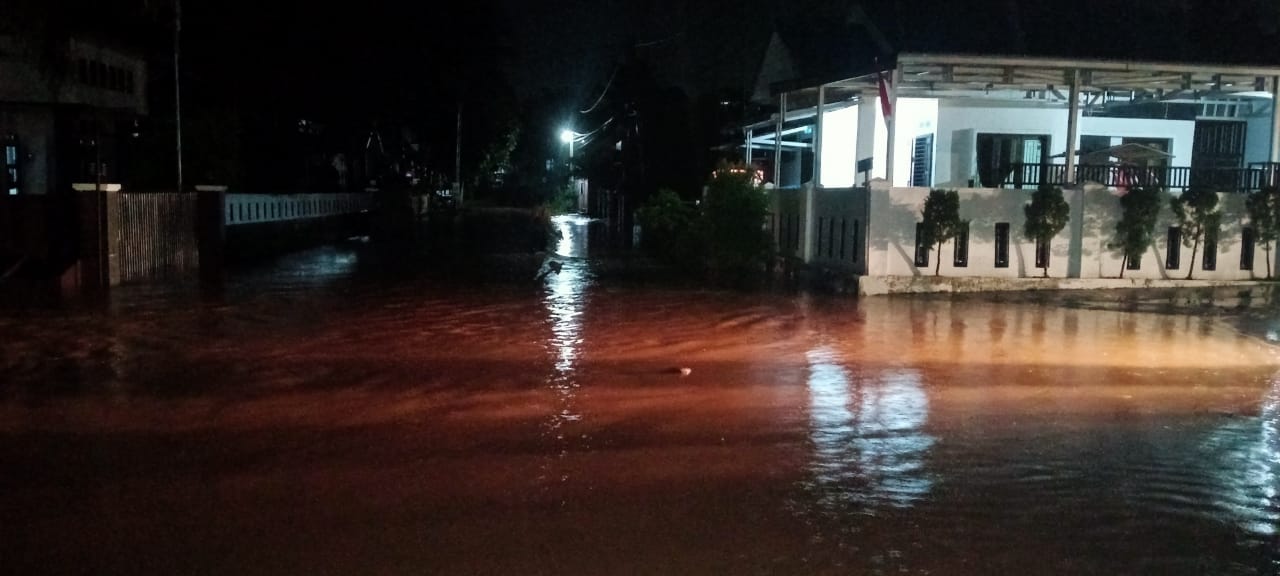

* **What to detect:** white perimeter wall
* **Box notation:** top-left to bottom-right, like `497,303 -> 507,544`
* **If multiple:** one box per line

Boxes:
852,184 -> 1266,280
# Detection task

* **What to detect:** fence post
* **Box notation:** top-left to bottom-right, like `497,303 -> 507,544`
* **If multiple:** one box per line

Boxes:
196,185 -> 226,284
74,183 -> 121,291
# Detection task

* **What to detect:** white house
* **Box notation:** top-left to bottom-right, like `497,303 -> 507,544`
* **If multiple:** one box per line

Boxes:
747,54 -> 1280,283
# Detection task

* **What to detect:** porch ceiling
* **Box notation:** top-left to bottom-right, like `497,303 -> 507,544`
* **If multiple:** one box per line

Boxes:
824,53 -> 1280,97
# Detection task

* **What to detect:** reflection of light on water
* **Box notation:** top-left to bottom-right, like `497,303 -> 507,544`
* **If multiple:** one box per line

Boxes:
556,219 -> 573,258
540,216 -> 594,487
1205,373 -> 1280,537
547,264 -> 584,378
553,214 -> 593,258
803,345 -> 935,514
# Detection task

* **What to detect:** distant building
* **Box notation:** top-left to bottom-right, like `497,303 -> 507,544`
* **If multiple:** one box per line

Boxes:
0,33 -> 147,195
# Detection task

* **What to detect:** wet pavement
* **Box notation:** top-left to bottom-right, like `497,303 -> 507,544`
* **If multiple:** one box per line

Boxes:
2,215 -> 1279,575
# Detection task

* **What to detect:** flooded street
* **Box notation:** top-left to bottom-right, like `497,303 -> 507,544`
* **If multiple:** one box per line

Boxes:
2,216 -> 1279,575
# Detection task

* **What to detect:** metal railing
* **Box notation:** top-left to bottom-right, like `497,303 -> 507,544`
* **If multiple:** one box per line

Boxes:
225,193 -> 370,226
1001,162 -> 1280,192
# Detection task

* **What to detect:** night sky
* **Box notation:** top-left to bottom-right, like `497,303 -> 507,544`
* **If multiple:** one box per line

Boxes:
13,0 -> 1280,190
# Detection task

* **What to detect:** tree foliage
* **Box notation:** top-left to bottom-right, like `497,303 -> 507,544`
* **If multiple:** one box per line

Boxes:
636,164 -> 772,284
1170,187 -> 1220,280
701,166 -> 773,282
1023,186 -> 1071,278
1246,186 -> 1280,278
920,189 -> 965,276
636,188 -> 699,266
1109,185 -> 1164,278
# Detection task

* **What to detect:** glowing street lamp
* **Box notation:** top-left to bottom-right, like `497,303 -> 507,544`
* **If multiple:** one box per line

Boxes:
559,129 -> 579,161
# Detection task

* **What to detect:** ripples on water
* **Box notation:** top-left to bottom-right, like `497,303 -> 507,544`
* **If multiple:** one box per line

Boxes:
1,215 -> 1279,574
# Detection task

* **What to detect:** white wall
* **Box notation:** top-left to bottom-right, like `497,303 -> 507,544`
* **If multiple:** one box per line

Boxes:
1077,117 -> 1195,166
850,184 -> 1265,281
931,100 -> 1197,188
891,99 -> 940,187
855,99 -> 883,182
819,104 -> 859,188
935,101 -> 1071,188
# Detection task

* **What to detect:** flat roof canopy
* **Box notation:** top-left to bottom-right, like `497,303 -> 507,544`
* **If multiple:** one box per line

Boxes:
828,53 -> 1280,96
745,53 -> 1280,132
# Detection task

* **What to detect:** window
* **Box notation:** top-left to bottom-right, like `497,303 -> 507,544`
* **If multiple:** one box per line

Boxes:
911,134 -> 934,187
1166,227 -> 1181,270
914,223 -> 930,267
1079,135 -> 1113,156
977,134 -> 1050,188
850,220 -> 860,263
1241,227 -> 1256,270
994,223 -> 1010,268
953,222 -> 969,267
826,217 -> 835,258
1035,237 -> 1050,269
816,217 -> 824,256
1202,223 -> 1218,271
839,219 -> 847,260
4,135 -> 18,195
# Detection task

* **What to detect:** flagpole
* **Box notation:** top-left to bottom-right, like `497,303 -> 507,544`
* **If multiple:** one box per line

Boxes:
174,0 -> 183,193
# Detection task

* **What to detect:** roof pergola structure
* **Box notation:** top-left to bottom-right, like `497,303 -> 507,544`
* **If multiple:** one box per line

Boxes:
746,53 -> 1280,189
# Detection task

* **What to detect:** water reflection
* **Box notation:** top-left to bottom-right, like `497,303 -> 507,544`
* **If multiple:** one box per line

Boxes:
1203,374 -> 1280,537
539,216 -> 594,487
803,345 -> 935,516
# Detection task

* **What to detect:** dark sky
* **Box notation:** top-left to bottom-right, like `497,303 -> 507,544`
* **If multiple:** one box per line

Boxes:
500,0 -> 1280,105
18,0 -> 1280,121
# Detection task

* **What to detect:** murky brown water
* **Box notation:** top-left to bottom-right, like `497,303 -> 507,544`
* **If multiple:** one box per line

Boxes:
2,216 -> 1279,575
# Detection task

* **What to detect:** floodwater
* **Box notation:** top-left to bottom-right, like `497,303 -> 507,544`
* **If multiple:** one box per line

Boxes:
2,215 -> 1279,575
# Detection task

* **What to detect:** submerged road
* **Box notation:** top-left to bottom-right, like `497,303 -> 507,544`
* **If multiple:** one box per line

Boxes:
2,215 -> 1278,574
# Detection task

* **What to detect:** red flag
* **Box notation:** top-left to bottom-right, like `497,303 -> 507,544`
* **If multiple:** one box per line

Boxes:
877,69 -> 894,125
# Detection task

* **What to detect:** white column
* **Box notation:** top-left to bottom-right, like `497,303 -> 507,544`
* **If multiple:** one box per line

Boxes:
745,128 -> 753,166
1270,76 -> 1280,163
813,84 -> 825,188
1065,69 -> 1081,184
775,93 -> 786,186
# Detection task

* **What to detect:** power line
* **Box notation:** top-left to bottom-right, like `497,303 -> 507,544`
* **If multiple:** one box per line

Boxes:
579,65 -> 619,114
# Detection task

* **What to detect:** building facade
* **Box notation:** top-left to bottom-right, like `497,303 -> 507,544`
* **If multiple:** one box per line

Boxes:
750,54 -> 1280,282
0,33 -> 148,196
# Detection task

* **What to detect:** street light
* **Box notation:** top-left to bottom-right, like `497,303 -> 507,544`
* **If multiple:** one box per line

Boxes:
559,129 -> 578,161
560,129 -> 583,214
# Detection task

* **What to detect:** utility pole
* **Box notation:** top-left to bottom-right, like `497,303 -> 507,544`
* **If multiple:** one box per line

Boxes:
174,0 -> 183,193
455,101 -> 463,207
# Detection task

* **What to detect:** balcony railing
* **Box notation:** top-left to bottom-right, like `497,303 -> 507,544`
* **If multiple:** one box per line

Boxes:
1000,162 -> 1280,192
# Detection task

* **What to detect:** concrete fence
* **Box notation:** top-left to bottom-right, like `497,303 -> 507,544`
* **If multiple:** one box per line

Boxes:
775,182 -> 1280,282
70,187 -> 371,290
225,193 -> 369,226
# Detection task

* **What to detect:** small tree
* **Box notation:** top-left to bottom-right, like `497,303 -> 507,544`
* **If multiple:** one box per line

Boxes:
702,165 -> 772,282
1170,187 -> 1220,280
1110,185 -> 1164,278
919,189 -> 964,276
1023,186 -> 1071,278
1246,186 -> 1280,278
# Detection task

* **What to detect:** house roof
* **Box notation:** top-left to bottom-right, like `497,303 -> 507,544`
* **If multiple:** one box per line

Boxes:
823,53 -> 1280,97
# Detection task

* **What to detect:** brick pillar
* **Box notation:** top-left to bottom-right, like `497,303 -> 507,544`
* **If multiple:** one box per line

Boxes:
75,184 -> 120,291
196,186 -> 226,285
